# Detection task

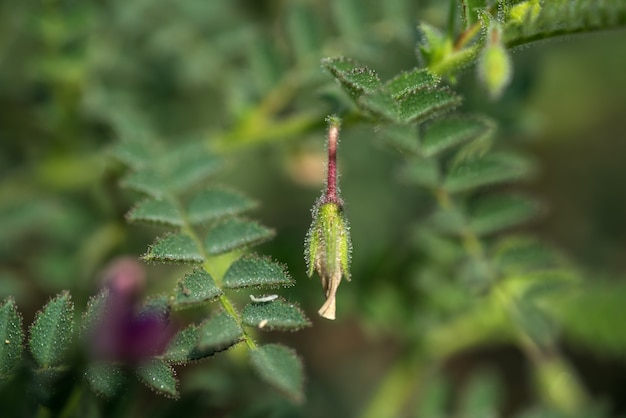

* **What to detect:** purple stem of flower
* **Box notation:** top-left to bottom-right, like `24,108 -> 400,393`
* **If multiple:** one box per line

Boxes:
325,121 -> 340,205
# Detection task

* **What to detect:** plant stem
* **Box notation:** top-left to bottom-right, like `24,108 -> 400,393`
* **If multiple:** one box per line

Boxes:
325,119 -> 340,204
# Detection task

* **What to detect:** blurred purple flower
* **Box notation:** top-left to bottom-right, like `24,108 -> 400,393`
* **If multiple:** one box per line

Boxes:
90,257 -> 175,364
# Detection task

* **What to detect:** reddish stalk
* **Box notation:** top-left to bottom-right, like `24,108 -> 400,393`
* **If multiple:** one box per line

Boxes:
325,120 -> 340,204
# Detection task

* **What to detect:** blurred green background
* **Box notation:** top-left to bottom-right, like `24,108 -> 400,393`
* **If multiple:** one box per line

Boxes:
1,0 -> 626,417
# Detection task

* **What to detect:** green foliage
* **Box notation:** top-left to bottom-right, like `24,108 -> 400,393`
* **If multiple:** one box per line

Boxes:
223,256 -> 294,289
203,218 -> 275,256
136,359 -> 179,398
242,299 -> 311,331
29,291 -> 74,368
0,298 -> 22,381
249,344 -> 304,403
0,0 -> 625,416
171,269 -> 222,310
85,363 -> 125,398
196,311 -> 243,352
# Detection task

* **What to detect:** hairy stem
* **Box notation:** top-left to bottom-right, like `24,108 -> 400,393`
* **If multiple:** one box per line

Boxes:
325,120 -> 340,204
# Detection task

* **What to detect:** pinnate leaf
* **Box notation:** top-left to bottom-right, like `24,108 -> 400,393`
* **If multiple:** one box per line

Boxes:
223,255 -> 294,289
420,116 -> 493,157
243,299 -> 311,331
127,198 -> 183,227
171,269 -> 222,310
444,153 -> 535,193
136,359 -> 178,398
468,194 -> 541,236
321,57 -> 381,98
249,343 -> 304,403
85,362 -> 125,398
143,233 -> 203,263
197,311 -> 243,352
0,297 -> 22,380
187,188 -> 257,225
29,291 -> 74,368
204,218 -> 275,256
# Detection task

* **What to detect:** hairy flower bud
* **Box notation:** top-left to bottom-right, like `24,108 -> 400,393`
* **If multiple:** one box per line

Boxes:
478,23 -> 512,100
305,116 -> 352,320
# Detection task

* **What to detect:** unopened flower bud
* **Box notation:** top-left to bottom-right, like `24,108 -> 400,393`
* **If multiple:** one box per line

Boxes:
305,117 -> 352,320
478,23 -> 512,100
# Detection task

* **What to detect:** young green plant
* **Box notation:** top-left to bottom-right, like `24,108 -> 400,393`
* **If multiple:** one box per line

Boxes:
305,116 -> 352,320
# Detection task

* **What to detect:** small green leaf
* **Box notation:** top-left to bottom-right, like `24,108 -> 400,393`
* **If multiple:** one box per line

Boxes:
204,218 -> 275,256
81,290 -> 109,334
197,311 -> 243,352
0,297 -> 23,381
385,68 -> 440,99
165,143 -> 222,193
469,194 -> 541,236
249,343 -> 304,403
171,269 -> 222,310
85,362 -> 125,398
400,157 -> 441,188
111,139 -> 158,170
420,117 -> 493,157
444,153 -> 535,193
29,291 -> 74,368
187,188 -> 257,225
136,359 -> 178,398
143,233 -> 203,263
127,198 -> 183,227
121,168 -> 166,199
493,237 -> 561,275
380,125 -> 420,156
397,88 -> 462,124
162,323 -> 219,364
243,299 -> 311,331
223,255 -> 294,289
357,90 -> 399,121
322,57 -> 381,99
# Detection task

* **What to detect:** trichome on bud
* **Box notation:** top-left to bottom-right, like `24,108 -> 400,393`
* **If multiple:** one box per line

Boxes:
305,116 -> 352,320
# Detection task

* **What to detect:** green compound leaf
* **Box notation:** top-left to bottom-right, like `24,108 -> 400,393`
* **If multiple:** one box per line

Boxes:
197,311 -> 243,352
468,194 -> 541,236
121,168 -> 167,200
223,255 -> 294,289
187,188 -> 257,225
242,299 -> 311,331
249,343 -> 304,403
171,269 -> 222,310
0,297 -> 23,381
384,68 -> 440,99
420,116 -> 493,157
136,359 -> 178,399
204,218 -> 275,256
143,233 -> 203,263
321,57 -> 382,99
126,198 -> 183,227
397,88 -> 462,124
165,143 -> 222,193
444,152 -> 535,193
85,362 -> 126,398
29,291 -> 74,368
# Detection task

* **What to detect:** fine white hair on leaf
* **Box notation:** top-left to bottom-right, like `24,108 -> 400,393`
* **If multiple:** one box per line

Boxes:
249,294 -> 278,303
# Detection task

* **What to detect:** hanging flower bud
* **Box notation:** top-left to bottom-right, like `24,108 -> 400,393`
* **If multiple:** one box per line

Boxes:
477,22 -> 512,100
305,116 -> 352,320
